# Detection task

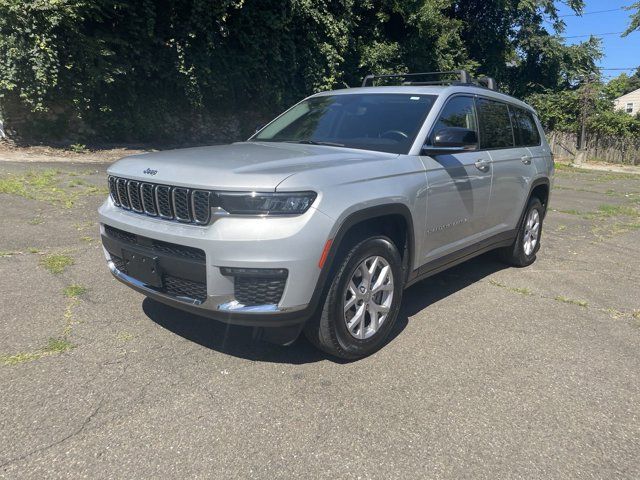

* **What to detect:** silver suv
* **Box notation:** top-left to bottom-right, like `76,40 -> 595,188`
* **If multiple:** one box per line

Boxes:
99,71 -> 553,359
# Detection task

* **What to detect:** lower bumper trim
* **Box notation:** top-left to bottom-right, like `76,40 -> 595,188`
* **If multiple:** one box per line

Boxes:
108,261 -> 312,327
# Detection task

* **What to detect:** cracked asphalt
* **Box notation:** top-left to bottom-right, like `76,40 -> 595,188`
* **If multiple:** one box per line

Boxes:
1,161 -> 639,479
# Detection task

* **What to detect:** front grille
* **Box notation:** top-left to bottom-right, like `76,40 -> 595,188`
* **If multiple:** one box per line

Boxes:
128,181 -> 143,212
104,225 -> 205,262
234,277 -> 287,306
152,240 -> 206,261
104,225 -> 137,244
108,175 -> 214,225
163,275 -> 207,302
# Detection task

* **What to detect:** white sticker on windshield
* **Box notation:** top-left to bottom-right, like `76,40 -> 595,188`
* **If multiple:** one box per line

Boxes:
410,96 -> 420,100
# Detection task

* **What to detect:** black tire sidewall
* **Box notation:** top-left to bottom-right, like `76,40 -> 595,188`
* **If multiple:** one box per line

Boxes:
516,197 -> 544,264
325,237 -> 404,359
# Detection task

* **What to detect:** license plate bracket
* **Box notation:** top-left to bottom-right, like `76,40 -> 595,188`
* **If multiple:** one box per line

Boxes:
122,250 -> 163,287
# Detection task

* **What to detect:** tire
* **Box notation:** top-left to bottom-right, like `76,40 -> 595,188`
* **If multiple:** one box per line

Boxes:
498,196 -> 544,267
304,236 -> 404,360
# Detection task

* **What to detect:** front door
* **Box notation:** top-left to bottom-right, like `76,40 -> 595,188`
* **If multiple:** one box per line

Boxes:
419,95 -> 493,264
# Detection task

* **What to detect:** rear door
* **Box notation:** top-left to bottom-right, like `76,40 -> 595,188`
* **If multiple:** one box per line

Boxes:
476,98 -> 533,231
419,95 -> 493,263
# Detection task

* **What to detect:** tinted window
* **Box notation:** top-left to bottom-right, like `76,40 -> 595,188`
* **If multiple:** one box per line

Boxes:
253,94 -> 436,154
476,98 -> 514,149
511,107 -> 541,146
430,96 -> 478,143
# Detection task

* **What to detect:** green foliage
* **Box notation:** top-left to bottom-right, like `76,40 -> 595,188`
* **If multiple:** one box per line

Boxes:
1,337 -> 73,366
40,253 -> 74,274
0,0 -> 606,143
588,109 -> 640,138
528,72 -> 640,139
624,2 -> 640,36
63,284 -> 87,298
604,70 -> 640,99
0,169 -> 107,207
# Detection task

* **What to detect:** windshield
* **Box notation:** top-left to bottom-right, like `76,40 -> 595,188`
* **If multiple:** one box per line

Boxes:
252,93 -> 437,154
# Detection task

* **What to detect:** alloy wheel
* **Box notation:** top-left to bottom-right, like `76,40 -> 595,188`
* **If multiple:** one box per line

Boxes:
343,255 -> 394,340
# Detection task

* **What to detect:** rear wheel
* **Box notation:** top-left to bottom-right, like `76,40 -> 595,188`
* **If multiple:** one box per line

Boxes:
498,196 -> 544,267
304,236 -> 404,360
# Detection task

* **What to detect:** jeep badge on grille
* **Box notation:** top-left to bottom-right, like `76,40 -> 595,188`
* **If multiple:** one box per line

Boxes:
143,168 -> 158,176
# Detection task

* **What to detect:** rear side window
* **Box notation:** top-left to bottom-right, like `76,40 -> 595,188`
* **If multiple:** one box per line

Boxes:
476,98 -> 514,149
510,107 -> 541,147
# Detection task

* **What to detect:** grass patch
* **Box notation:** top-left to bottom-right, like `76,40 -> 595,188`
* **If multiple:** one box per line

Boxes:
74,221 -> 94,231
0,169 -> 107,208
63,284 -> 87,298
27,247 -> 41,254
69,143 -> 88,154
597,204 -> 639,218
554,163 -> 591,173
117,331 -> 135,342
40,253 -> 74,274
1,337 -> 74,366
28,216 -> 45,225
554,295 -> 588,308
0,251 -> 17,257
489,279 -> 533,296
554,208 -> 584,216
43,337 -> 74,354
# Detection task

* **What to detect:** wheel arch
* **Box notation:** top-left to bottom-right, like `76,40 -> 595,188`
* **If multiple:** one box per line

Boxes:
316,204 -> 415,295
515,177 -> 551,232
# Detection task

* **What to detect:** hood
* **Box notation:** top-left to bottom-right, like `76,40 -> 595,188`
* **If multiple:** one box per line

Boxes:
107,142 -> 397,191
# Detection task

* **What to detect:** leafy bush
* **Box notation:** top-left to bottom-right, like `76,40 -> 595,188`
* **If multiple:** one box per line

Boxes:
0,0 -> 604,144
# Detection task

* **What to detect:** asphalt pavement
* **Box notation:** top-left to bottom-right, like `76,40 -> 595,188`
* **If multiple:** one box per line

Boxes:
1,161 -> 639,479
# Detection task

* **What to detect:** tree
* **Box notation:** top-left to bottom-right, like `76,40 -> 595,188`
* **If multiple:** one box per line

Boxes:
604,70 -> 640,100
0,0 -> 604,143
624,2 -> 640,35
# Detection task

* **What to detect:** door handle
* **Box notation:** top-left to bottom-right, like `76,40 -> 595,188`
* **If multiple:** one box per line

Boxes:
521,155 -> 532,165
474,159 -> 490,171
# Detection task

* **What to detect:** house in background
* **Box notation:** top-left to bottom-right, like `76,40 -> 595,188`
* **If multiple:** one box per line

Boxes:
613,88 -> 640,116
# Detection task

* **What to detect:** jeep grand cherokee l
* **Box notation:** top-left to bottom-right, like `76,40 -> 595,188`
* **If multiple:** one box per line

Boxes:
99,71 -> 553,359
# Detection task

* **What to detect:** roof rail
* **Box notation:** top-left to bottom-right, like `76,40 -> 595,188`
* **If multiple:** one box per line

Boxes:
361,70 -> 498,91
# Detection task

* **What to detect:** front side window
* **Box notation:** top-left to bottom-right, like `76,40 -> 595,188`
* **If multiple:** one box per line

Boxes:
510,106 -> 541,147
252,94 -> 437,154
476,98 -> 514,149
430,95 -> 478,143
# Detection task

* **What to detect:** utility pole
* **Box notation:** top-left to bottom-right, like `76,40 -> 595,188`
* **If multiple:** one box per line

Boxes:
575,75 -> 593,165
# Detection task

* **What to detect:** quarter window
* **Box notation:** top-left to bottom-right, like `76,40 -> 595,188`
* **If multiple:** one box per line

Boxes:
510,107 -> 541,147
476,98 -> 514,149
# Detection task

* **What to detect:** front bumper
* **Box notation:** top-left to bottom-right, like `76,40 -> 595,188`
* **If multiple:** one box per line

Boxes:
98,198 -> 335,327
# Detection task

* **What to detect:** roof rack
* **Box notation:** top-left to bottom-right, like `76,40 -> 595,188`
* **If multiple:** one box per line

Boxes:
361,70 -> 498,91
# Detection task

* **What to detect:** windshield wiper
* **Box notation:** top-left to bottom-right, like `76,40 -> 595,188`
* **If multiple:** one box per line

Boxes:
284,140 -> 345,147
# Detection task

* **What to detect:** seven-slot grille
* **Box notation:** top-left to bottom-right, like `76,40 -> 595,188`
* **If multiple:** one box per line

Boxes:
108,176 -> 213,224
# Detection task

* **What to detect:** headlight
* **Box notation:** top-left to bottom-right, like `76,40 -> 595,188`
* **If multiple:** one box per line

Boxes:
217,191 -> 317,215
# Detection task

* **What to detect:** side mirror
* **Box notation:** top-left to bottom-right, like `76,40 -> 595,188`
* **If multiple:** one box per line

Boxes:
255,124 -> 264,134
422,127 -> 478,155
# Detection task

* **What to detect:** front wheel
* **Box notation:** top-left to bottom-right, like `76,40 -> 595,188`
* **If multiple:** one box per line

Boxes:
498,196 -> 544,267
304,236 -> 404,360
